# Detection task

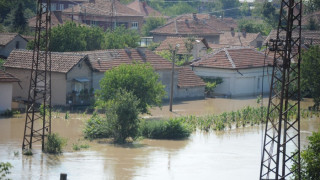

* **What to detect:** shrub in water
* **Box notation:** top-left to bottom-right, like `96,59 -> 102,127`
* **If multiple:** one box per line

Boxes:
84,113 -> 112,139
45,133 -> 66,154
0,162 -> 12,179
141,118 -> 191,139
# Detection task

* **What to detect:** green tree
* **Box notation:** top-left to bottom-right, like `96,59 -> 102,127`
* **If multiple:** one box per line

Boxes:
240,1 -> 251,17
304,0 -> 320,13
97,63 -> 166,114
162,2 -> 196,16
142,17 -> 166,36
301,45 -> 320,108
12,3 -> 27,33
262,2 -> 279,28
0,162 -> 12,179
103,26 -> 140,49
105,89 -> 140,143
238,18 -> 272,36
307,17 -> 320,30
219,0 -> 241,18
0,58 -> 5,70
292,129 -> 320,180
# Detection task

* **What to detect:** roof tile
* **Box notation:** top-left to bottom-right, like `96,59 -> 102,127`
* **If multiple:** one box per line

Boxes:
0,70 -> 20,82
178,67 -> 205,88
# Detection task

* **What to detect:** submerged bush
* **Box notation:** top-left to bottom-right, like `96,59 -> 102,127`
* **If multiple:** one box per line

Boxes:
83,113 -> 112,139
141,118 -> 192,139
45,133 -> 67,154
0,162 -> 12,179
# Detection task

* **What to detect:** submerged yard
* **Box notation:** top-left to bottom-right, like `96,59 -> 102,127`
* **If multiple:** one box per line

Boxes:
0,97 -> 319,180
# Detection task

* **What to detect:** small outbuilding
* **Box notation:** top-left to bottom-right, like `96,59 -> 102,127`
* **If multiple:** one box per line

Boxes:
0,70 -> 19,113
0,33 -> 28,58
191,47 -> 273,97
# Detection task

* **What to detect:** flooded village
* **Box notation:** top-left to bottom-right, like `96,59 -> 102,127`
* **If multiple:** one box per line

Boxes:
1,0 -> 320,179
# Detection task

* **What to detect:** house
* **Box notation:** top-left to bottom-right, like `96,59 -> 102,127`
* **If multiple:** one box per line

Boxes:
0,33 -> 28,58
28,11 -> 79,30
0,70 -> 20,113
264,29 -> 320,47
302,10 -> 320,29
150,13 -> 222,43
4,49 -> 205,106
127,0 -> 164,19
3,49 -> 91,106
155,37 -> 210,59
219,30 -> 265,48
62,0 -> 144,31
49,0 -> 89,11
191,47 -> 273,97
86,48 -> 206,99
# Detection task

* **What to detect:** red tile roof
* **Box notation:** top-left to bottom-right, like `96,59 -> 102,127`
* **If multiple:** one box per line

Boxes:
191,47 -> 273,69
219,31 -> 262,46
155,37 -> 209,54
87,49 -> 174,72
264,29 -> 320,45
178,67 -> 205,88
302,11 -> 320,26
0,70 -> 20,82
28,11 -> 77,28
127,0 -> 163,17
63,0 -> 143,17
0,33 -> 26,46
4,49 -> 86,73
150,18 -> 221,36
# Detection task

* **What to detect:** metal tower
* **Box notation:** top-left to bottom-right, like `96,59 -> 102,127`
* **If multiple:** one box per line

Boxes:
260,0 -> 302,179
22,0 -> 52,151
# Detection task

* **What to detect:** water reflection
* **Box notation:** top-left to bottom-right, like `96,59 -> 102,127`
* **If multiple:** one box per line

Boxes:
0,98 -> 319,180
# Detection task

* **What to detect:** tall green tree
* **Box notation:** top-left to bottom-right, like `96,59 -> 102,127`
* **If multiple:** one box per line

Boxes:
142,17 -> 166,36
304,0 -> 320,13
238,18 -> 272,36
97,63 -> 166,114
219,0 -> 241,18
301,45 -> 320,108
12,3 -> 27,33
103,26 -> 140,49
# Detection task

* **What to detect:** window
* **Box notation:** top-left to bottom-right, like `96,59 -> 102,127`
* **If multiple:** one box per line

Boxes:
74,82 -> 84,93
131,22 -> 138,29
51,3 -> 57,11
15,41 -> 20,49
90,20 -> 98,26
59,3 -> 64,10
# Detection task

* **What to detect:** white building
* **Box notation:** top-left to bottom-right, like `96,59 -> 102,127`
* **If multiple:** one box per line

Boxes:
191,47 -> 273,97
0,70 -> 19,113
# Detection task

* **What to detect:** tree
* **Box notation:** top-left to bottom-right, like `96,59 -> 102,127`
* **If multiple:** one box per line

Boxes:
238,18 -> 272,36
105,89 -> 140,143
292,129 -> 320,180
304,0 -> 320,13
262,2 -> 279,28
0,58 -> 5,70
307,17 -> 320,30
301,45 -> 320,108
12,3 -> 27,33
103,26 -> 140,49
142,17 -> 166,36
97,63 -> 166,114
219,0 -> 241,18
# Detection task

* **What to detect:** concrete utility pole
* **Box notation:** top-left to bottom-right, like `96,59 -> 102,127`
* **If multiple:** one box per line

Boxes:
169,44 -> 179,112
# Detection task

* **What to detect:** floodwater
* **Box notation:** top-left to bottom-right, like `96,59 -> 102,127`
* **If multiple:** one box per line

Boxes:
0,97 -> 319,180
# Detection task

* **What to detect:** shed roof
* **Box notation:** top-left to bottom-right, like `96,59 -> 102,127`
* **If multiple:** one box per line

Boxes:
0,70 -> 20,82
4,49 -> 86,73
155,37 -> 209,54
219,31 -> 262,47
191,47 -> 273,69
0,33 -> 27,46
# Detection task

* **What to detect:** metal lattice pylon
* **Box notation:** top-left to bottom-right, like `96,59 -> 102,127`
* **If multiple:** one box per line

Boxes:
260,0 -> 302,179
22,0 -> 51,151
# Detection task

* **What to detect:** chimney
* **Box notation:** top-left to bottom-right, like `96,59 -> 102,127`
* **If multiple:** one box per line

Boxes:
192,13 -> 197,21
242,29 -> 246,38
231,27 -> 235,37
185,19 -> 189,27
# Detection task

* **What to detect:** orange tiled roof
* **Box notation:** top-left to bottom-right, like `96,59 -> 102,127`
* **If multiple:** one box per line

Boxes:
302,11 -> 320,26
87,49 -> 174,72
155,37 -> 208,54
127,0 -> 163,17
0,70 -> 19,82
219,31 -> 261,46
264,29 -> 320,45
4,49 -> 86,73
63,0 -> 143,17
28,11 -> 80,28
178,67 -> 205,88
150,18 -> 221,36
191,47 -> 273,69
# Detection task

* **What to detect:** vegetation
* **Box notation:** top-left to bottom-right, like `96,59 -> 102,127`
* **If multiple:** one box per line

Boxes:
23,149 -> 33,156
301,45 -> 320,109
73,143 -> 90,151
84,113 -> 112,139
142,17 -> 166,36
44,133 -> 67,154
0,162 -> 12,179
238,18 -> 272,36
292,129 -> 320,180
0,109 -> 20,117
140,118 -> 192,139
12,3 -> 27,34
304,0 -> 320,14
202,77 -> 223,97
27,22 -> 140,52
307,17 -> 320,30
97,63 -> 166,114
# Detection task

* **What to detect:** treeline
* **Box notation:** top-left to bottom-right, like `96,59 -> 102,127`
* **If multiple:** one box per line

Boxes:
27,22 -> 140,52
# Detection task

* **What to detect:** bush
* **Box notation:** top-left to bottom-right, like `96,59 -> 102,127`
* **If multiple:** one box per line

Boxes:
292,129 -> 320,180
83,113 -> 112,139
0,162 -> 12,179
44,133 -> 66,154
141,118 -> 192,139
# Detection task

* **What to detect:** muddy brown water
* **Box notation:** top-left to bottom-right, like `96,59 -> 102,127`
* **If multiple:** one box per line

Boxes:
0,97 -> 319,180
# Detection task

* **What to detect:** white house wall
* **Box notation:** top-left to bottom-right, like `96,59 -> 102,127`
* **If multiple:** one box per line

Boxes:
192,67 -> 272,97
0,83 -> 13,112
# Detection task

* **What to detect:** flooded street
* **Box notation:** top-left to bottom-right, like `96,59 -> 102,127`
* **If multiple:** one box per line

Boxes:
0,98 -> 319,180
